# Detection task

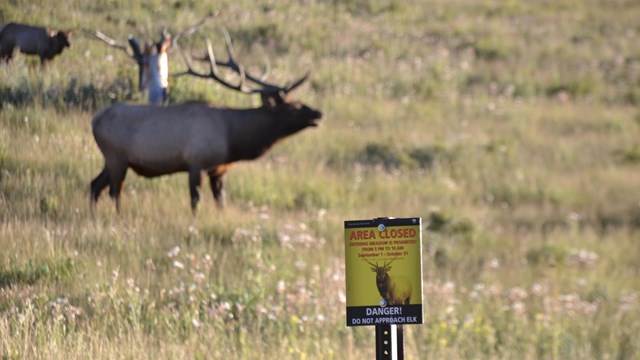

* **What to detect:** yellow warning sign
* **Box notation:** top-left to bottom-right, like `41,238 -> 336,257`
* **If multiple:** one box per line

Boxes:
345,218 -> 423,326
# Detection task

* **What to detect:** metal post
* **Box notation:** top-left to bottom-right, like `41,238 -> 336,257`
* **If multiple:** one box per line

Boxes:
376,324 -> 404,360
397,325 -> 404,359
376,324 -> 392,360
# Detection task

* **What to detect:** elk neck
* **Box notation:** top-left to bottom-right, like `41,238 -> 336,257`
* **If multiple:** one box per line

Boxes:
224,106 -> 307,162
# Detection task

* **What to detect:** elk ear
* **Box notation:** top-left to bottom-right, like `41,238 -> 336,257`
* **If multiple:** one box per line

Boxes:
263,94 -> 277,109
159,33 -> 171,53
262,93 -> 284,110
370,267 -> 377,272
128,36 -> 144,61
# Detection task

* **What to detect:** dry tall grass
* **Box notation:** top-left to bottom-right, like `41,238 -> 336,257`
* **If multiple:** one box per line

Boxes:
1,0 -> 639,358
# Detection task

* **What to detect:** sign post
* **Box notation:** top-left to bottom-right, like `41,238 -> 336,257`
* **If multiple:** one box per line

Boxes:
344,217 -> 423,359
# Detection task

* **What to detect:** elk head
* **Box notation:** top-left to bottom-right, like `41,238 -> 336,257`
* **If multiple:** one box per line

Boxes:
54,30 -> 72,50
366,260 -> 393,290
94,12 -> 217,105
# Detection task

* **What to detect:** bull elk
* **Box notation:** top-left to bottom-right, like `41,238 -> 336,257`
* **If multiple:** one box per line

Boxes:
0,22 -> 71,65
94,12 -> 217,105
366,260 -> 413,306
89,35 -> 322,213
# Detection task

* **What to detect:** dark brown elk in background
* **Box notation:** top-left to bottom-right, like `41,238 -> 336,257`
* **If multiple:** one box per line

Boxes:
0,23 -> 71,65
90,35 -> 322,212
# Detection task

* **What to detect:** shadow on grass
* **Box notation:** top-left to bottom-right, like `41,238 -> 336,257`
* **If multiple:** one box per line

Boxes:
0,258 -> 77,289
0,76 -> 136,112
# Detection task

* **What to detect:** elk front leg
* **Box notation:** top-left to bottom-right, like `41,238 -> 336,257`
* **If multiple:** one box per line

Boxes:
189,168 -> 202,212
90,167 -> 110,206
207,170 -> 226,208
0,46 -> 14,62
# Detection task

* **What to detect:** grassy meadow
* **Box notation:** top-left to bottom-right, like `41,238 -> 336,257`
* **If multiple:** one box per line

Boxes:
1,0 -> 640,358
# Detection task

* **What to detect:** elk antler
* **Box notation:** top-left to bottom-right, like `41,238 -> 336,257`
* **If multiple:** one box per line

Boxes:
169,11 -> 219,52
176,29 -> 310,97
383,260 -> 395,270
174,37 -> 255,94
94,10 -> 218,59
186,28 -> 271,87
212,28 -> 272,85
215,27 -> 310,95
94,30 -> 148,92
365,260 -> 379,268
94,31 -> 146,63
94,31 -> 133,56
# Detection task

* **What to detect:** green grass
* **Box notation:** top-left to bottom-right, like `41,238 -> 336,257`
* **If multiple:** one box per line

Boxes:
1,0 -> 640,358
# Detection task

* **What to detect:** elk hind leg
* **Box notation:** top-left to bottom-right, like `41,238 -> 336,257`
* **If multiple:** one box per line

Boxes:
207,171 -> 226,208
189,168 -> 202,212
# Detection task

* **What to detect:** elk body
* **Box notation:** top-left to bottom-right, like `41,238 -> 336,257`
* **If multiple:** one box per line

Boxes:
367,261 -> 413,305
0,23 -> 71,65
90,37 -> 322,212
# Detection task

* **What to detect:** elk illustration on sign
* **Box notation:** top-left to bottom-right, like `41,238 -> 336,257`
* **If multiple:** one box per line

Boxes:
366,260 -> 413,306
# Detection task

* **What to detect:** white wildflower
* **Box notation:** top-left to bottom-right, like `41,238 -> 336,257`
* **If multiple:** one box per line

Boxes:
167,246 -> 180,258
